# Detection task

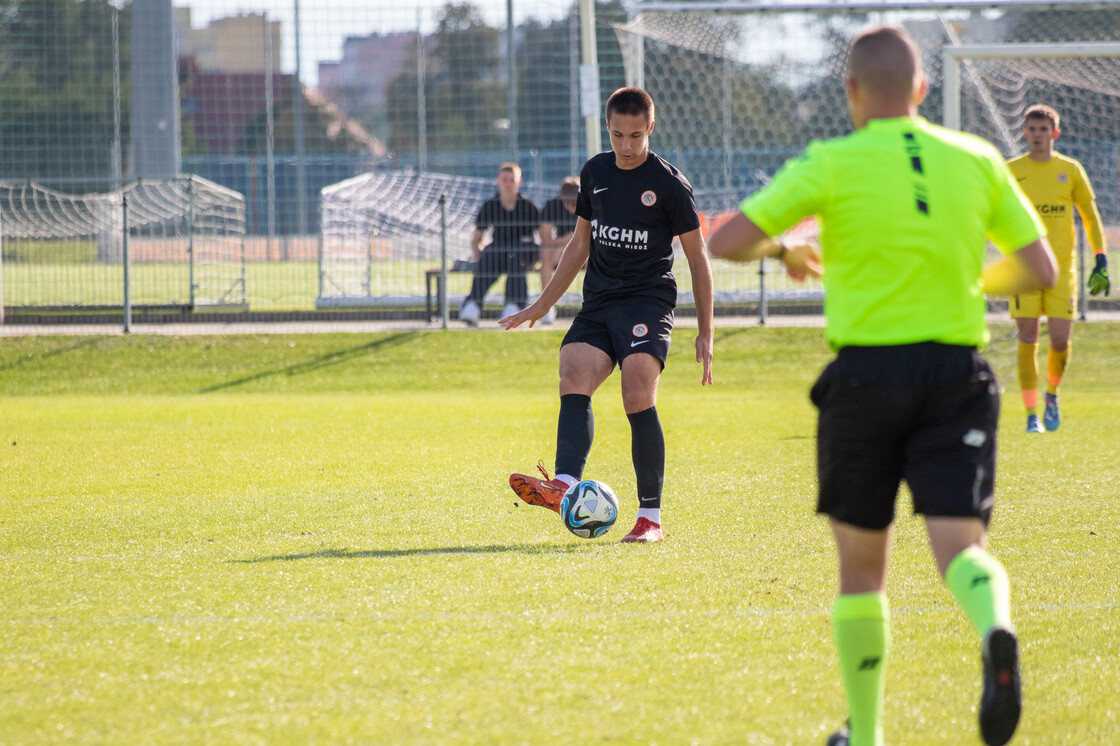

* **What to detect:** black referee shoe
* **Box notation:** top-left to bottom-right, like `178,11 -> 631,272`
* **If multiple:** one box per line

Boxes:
980,626 -> 1021,746
825,720 -> 850,745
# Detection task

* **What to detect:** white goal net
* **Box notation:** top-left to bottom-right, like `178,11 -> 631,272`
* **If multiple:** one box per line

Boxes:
318,170 -> 550,306
617,1 -> 1120,303
0,175 -> 246,312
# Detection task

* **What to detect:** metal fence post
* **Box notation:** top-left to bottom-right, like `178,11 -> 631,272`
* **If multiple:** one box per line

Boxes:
758,257 -> 768,326
439,194 -> 448,329
122,189 -> 131,333
187,176 -> 196,309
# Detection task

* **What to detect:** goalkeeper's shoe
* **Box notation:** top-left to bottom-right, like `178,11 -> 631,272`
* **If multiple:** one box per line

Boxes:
1025,414 -> 1045,434
620,517 -> 663,543
979,626 -> 1022,746
509,461 -> 567,513
1088,253 -> 1110,296
1043,393 -> 1061,432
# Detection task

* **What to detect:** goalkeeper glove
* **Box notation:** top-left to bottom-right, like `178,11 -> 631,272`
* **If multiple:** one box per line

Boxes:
1088,253 -> 1110,296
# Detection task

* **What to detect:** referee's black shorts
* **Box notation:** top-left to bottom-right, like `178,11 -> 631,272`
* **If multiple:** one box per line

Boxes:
562,298 -> 674,369
810,342 -> 1000,531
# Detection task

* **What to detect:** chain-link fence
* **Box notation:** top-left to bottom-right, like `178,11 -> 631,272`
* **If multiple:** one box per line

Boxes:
2,0 -> 1118,326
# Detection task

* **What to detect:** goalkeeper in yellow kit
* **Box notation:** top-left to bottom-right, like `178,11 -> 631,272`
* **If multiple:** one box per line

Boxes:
1007,104 -> 1111,433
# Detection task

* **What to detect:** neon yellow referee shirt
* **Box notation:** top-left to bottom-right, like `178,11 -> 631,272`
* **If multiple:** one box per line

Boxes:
742,116 -> 1044,349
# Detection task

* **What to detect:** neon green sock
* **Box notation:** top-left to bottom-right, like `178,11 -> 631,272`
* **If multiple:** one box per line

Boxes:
945,546 -> 1012,635
833,592 -> 889,746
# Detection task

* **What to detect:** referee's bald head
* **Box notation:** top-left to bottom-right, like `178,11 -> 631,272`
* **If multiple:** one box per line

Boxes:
848,26 -> 923,101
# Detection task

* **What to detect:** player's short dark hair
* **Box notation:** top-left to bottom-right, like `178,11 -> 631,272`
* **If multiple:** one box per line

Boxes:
559,177 -> 579,201
1024,104 -> 1060,131
605,87 -> 655,123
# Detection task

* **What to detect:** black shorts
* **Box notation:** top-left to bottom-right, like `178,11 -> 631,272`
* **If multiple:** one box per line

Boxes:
810,343 -> 1000,530
561,298 -> 674,368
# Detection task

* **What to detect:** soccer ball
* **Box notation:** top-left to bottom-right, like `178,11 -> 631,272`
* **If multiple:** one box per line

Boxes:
559,480 -> 619,539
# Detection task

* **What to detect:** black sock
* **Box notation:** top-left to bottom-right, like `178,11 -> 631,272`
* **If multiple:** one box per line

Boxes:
627,407 -> 664,509
555,394 -> 593,479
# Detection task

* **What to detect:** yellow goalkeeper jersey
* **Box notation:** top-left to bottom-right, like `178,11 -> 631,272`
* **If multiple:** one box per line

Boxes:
1006,152 -> 1105,272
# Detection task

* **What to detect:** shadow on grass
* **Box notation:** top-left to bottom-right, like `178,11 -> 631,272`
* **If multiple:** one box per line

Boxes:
0,337 -> 101,371
200,332 -> 418,393
234,543 -> 592,563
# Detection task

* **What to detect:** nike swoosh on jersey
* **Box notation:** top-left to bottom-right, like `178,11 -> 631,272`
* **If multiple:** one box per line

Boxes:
630,339 -> 650,347
593,187 -> 608,194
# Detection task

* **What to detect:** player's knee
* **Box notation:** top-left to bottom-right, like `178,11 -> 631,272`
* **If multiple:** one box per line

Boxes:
620,385 -> 657,413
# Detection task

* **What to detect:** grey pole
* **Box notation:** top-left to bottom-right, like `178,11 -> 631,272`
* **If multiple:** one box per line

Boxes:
758,258 -> 768,326
111,9 -> 123,191
507,0 -> 519,162
293,0 -> 308,236
418,10 -> 428,173
1078,231 -> 1087,321
264,14 -> 277,253
580,0 -> 601,159
187,177 -> 196,308
569,11 -> 579,175
440,194 -> 449,329
123,190 -> 132,333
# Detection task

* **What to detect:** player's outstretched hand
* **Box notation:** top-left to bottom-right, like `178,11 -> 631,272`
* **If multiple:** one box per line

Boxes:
780,240 -> 823,282
500,303 -> 544,330
1088,253 -> 1110,296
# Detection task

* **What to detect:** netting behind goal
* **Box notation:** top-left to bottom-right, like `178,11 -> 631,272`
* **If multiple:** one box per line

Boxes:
617,2 -> 1120,300
0,175 -> 246,311
318,171 -> 551,306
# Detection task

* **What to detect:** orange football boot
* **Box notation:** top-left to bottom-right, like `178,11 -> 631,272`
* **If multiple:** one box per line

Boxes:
509,461 -> 567,514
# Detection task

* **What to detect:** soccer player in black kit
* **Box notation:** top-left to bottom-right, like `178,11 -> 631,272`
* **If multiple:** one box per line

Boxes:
501,87 -> 714,543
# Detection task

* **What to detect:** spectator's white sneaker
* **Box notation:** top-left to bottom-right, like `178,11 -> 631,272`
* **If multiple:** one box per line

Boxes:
501,302 -> 522,321
459,299 -> 481,327
540,309 -> 556,326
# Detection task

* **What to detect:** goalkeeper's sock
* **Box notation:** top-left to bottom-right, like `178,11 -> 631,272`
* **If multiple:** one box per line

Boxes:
1017,341 -> 1040,414
946,546 -> 1012,636
555,394 -> 593,480
833,592 -> 889,746
1046,344 -> 1070,395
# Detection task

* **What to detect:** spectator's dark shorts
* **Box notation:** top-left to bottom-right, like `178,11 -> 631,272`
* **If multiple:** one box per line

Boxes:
810,342 -> 1000,530
562,298 -> 674,369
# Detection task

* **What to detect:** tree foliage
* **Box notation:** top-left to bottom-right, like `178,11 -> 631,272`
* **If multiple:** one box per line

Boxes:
0,0 -> 128,183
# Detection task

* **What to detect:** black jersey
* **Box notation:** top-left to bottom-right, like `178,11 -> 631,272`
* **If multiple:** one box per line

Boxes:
541,197 -> 577,238
575,151 -> 700,309
475,193 -> 541,249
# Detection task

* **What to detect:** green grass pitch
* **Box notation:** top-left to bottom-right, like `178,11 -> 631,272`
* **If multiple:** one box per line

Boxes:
1,323 -> 1118,743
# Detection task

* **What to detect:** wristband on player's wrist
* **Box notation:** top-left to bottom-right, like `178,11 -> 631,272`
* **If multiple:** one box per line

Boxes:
775,241 -> 788,261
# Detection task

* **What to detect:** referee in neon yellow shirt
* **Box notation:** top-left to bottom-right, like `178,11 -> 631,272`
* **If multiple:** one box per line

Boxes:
710,27 -> 1057,746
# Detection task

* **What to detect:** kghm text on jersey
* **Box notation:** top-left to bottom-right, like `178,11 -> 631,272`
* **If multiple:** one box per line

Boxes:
591,219 -> 650,249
